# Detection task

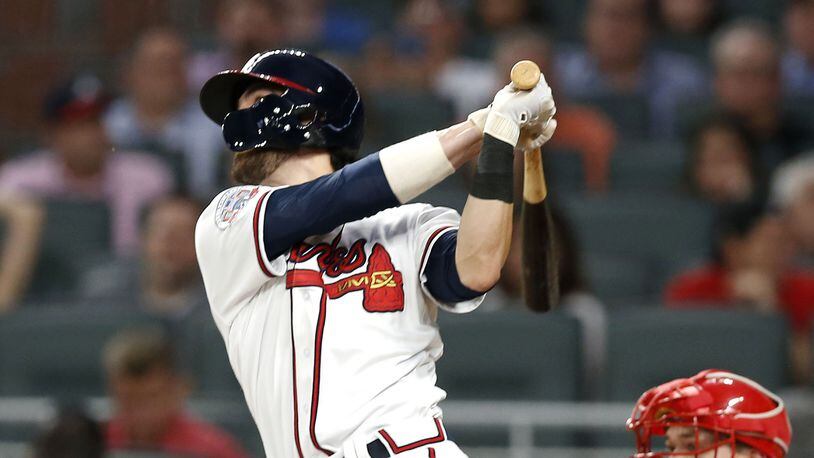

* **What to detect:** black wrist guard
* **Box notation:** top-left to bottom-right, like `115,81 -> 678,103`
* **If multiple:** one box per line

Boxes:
471,134 -> 514,203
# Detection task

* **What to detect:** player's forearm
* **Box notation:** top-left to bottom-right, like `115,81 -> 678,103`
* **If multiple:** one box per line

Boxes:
456,197 -> 513,292
436,120 -> 483,168
455,134 -> 516,292
379,121 -> 482,203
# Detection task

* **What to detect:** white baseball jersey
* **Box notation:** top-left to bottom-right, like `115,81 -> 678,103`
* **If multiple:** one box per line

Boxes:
195,184 -> 483,457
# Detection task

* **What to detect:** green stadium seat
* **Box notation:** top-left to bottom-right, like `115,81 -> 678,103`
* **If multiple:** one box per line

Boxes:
604,308 -> 789,401
609,141 -> 685,194
27,199 -> 111,298
418,171 -> 469,214
561,193 -> 714,291
583,253 -> 650,303
363,90 -> 453,151
0,305 -> 157,398
436,310 -> 582,400
176,312 -> 242,397
544,147 -> 586,194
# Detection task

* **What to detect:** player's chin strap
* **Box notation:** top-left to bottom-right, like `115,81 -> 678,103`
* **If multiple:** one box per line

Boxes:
378,132 -> 454,203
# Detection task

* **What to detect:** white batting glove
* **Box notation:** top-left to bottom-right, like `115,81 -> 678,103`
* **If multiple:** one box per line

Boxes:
466,107 -> 489,133
516,113 -> 558,152
483,78 -> 556,147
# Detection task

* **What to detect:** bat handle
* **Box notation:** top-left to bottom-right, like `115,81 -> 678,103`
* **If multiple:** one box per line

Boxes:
523,147 -> 547,204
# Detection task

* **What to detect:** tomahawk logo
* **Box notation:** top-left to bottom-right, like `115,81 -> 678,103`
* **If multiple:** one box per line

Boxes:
288,239 -> 405,312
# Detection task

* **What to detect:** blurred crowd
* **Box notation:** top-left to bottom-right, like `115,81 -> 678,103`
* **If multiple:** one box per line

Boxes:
2,0 -> 814,454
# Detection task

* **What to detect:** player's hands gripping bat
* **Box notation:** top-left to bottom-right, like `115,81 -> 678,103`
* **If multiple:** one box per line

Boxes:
511,60 -> 560,313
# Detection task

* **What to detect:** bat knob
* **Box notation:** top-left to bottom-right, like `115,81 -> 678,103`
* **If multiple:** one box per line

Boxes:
510,60 -> 541,91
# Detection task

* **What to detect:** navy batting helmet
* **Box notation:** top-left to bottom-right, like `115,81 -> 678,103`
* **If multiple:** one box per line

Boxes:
200,49 -> 364,165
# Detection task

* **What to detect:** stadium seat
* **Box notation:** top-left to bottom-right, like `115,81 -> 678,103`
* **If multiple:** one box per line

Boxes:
609,141 -> 685,194
363,90 -> 454,151
583,253 -> 650,304
544,147 -> 586,194
561,193 -> 714,291
27,199 -> 111,298
0,305 -> 157,398
436,310 -> 582,401
603,308 -> 789,401
418,171 -> 470,214
176,312 -> 242,397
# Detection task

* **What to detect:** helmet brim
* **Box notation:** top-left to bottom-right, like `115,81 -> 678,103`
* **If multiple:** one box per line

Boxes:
200,70 -> 319,125
199,71 -> 264,124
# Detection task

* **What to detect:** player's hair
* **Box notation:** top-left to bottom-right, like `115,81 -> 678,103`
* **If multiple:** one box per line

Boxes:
230,148 -> 296,185
103,327 -> 177,379
230,148 -> 344,185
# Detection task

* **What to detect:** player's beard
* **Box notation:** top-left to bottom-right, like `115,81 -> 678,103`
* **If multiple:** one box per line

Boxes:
230,148 -> 297,185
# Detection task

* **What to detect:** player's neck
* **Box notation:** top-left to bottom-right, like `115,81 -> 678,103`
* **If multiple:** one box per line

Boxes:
262,150 -> 334,187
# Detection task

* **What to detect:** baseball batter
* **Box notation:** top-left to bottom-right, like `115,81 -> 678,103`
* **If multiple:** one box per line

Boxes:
195,49 -> 556,457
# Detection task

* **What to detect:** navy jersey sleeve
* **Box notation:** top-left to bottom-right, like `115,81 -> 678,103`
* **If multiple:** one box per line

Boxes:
423,230 -> 488,302
263,152 -> 399,259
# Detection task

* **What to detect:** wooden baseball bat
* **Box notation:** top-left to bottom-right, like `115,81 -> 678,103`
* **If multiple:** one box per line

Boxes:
511,60 -> 560,313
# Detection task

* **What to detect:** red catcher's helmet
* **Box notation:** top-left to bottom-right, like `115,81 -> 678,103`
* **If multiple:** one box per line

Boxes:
626,369 -> 791,457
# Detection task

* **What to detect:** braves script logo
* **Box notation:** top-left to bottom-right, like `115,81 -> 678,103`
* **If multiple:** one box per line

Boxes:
289,235 -> 404,312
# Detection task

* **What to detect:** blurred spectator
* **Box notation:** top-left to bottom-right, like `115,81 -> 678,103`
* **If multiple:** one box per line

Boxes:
467,0 -> 544,57
281,0 -> 371,55
32,407 -> 105,458
0,74 -> 174,256
771,154 -> 814,267
556,0 -> 707,138
104,28 -> 224,199
435,28 -> 617,191
783,0 -> 814,97
684,114 -> 763,205
104,328 -> 247,457
0,195 -> 43,313
189,0 -> 286,90
82,195 -> 205,320
709,20 -> 814,170
501,29 -> 617,192
360,0 -> 471,93
653,0 -> 722,62
482,209 -> 607,395
664,203 -> 814,382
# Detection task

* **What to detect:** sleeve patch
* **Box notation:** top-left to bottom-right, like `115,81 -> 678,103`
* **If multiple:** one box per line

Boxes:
215,186 -> 260,229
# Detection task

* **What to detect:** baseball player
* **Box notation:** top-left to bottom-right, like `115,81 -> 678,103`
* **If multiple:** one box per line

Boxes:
195,49 -> 556,457
627,369 -> 792,457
